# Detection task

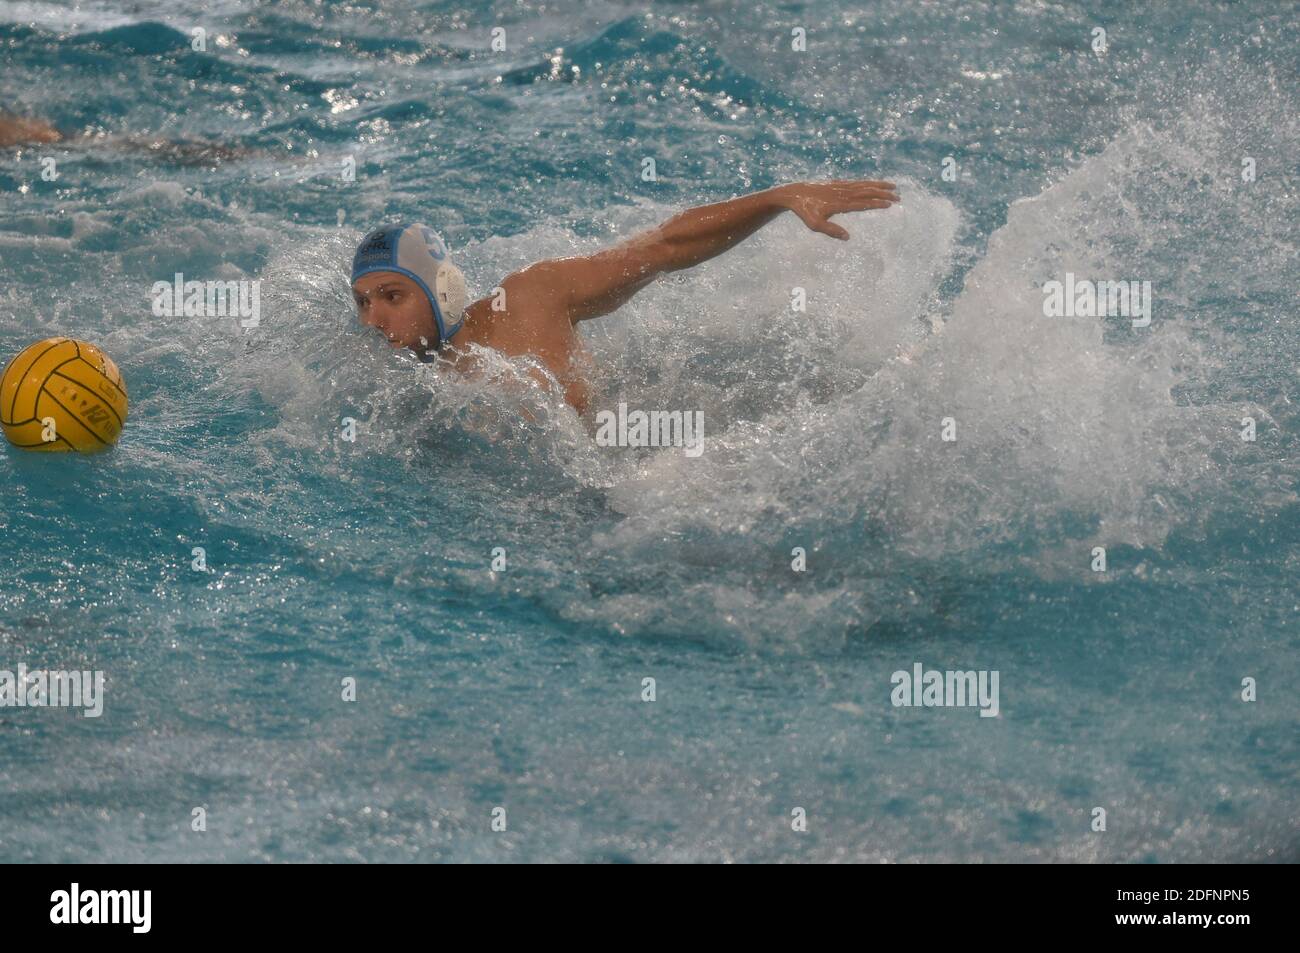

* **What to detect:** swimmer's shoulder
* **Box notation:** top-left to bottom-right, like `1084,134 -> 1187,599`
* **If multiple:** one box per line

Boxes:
468,259 -> 580,332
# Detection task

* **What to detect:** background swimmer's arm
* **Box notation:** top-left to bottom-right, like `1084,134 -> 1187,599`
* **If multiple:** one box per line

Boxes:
521,180 -> 899,323
0,113 -> 249,164
0,113 -> 63,147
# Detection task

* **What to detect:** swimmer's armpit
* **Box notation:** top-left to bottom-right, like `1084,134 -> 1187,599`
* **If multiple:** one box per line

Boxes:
0,113 -> 63,147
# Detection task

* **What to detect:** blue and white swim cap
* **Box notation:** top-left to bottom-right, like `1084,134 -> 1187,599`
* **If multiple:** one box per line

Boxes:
351,223 -> 469,346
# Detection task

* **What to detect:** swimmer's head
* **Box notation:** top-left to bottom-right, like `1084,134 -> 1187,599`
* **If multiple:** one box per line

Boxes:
350,223 -> 468,356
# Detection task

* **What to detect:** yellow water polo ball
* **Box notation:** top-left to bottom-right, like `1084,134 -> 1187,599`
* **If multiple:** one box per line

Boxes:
1,337 -> 129,452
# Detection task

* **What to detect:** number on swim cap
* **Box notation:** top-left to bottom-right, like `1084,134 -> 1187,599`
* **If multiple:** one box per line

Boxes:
419,225 -> 447,260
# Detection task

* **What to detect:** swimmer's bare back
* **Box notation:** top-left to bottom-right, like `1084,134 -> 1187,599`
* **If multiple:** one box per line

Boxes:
450,180 -> 901,413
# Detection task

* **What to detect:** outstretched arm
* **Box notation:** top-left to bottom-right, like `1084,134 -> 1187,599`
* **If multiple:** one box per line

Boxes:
509,180 -> 899,323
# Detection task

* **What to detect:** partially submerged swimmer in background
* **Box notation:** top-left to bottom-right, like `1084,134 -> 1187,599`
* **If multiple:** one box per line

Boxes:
0,110 -> 246,163
351,180 -> 900,414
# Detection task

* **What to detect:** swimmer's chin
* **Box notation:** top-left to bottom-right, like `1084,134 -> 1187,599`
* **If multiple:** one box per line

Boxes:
386,338 -> 439,364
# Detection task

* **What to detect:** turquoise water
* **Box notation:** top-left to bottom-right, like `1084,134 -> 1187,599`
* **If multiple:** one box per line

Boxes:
1,0 -> 1297,862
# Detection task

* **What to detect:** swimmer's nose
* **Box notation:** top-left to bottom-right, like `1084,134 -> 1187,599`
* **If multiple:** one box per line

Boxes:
363,315 -> 403,346
357,307 -> 389,335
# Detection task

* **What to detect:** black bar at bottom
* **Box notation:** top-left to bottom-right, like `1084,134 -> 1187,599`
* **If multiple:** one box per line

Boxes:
0,862 -> 1286,940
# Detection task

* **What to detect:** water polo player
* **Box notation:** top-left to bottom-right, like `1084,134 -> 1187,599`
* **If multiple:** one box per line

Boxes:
350,179 -> 900,413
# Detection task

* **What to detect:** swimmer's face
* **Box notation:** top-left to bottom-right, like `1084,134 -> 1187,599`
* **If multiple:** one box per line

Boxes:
352,272 -> 438,355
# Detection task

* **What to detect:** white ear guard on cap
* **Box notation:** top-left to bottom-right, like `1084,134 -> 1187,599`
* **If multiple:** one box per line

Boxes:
351,222 -> 468,346
432,257 -> 468,336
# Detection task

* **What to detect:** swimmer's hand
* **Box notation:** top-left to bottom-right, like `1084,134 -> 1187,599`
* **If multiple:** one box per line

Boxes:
777,179 -> 900,241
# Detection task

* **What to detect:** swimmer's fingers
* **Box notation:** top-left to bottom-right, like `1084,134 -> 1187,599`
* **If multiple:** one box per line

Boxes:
838,181 -> 901,203
837,191 -> 900,210
826,178 -> 896,190
787,181 -> 900,239
796,201 -> 898,240
839,197 -> 900,213
790,203 -> 852,240
816,218 -> 852,241
815,190 -> 900,221
827,179 -> 900,202
810,182 -> 901,210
